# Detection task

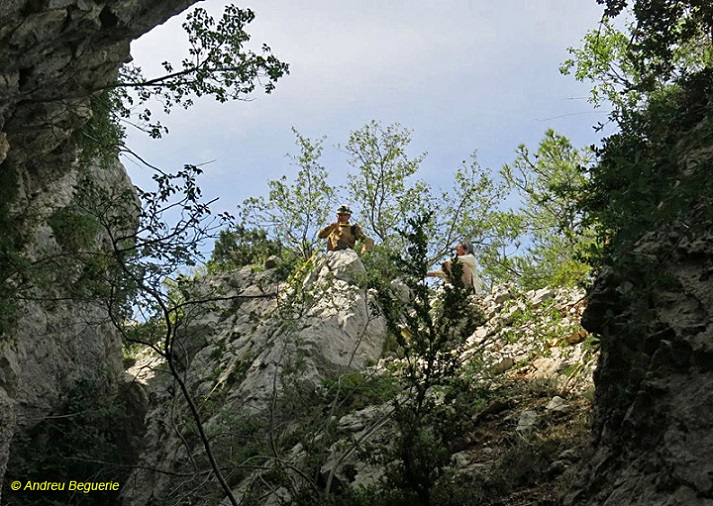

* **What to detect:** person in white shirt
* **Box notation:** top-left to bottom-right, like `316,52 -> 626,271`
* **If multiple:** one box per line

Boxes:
427,241 -> 481,293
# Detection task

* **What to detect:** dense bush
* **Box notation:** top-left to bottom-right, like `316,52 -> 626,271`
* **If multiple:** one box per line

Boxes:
207,224 -> 283,272
581,69 -> 713,271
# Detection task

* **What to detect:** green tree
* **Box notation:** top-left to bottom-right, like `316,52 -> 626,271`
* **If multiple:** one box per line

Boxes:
240,129 -> 336,261
560,18 -> 646,114
79,5 -> 289,163
425,152 -> 506,264
236,121 -> 519,289
560,9 -> 712,121
2,165 -> 249,505
560,0 -> 713,268
5,377 -> 131,506
371,213 -> 484,506
343,121 -> 506,274
597,0 -> 713,84
207,224 -> 283,273
579,72 -> 713,266
496,130 -> 595,289
343,120 -> 428,243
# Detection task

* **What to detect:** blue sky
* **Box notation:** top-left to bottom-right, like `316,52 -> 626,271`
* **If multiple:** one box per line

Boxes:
124,1 -> 611,224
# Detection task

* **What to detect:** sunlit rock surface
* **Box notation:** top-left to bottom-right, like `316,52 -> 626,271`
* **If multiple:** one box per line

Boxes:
122,254 -> 387,505
122,274 -> 596,505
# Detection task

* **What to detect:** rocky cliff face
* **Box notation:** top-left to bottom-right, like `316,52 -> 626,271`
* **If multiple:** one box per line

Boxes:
120,257 -> 597,505
0,0 -> 200,497
567,228 -> 713,506
8,2 -> 704,505
0,0 -> 197,177
121,250 -> 388,505
566,86 -> 713,505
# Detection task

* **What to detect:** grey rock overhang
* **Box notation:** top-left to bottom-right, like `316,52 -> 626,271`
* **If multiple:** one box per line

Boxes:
0,0 -> 200,499
0,0 -> 199,173
0,0 -> 199,99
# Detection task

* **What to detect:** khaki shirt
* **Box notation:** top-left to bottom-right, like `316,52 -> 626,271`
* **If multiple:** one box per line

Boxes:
318,223 -> 374,253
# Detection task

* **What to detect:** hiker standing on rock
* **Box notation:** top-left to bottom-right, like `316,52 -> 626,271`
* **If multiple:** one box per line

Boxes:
318,205 -> 374,254
427,241 -> 482,293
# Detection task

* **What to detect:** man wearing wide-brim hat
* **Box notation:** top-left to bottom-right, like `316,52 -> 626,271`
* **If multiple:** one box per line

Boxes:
318,205 -> 374,253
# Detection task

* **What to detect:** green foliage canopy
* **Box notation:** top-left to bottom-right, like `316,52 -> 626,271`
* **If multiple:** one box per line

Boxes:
240,129 -> 336,261
207,224 -> 282,272
580,70 -> 713,264
598,0 -> 713,83
561,4 -> 713,122
494,129 -> 594,289
237,121 -> 507,282
343,120 -> 428,243
77,5 -> 289,165
562,0 -> 713,273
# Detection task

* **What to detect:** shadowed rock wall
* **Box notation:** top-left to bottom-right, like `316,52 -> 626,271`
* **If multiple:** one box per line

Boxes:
566,79 -> 713,506
0,0 -> 199,497
567,229 -> 713,506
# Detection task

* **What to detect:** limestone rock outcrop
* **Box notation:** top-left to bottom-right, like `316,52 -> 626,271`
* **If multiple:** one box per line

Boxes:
318,285 -> 597,494
566,229 -> 713,506
466,285 -> 594,390
0,0 -> 201,497
121,252 -> 387,505
119,271 -> 596,506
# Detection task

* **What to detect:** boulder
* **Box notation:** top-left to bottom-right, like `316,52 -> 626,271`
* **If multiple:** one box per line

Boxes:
121,262 -> 387,505
305,249 -> 366,286
264,255 -> 282,269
